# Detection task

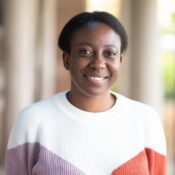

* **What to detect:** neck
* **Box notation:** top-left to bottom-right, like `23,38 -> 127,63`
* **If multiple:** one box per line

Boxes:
67,90 -> 116,112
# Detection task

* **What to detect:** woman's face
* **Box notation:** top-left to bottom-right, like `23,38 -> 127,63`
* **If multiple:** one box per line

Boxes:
63,22 -> 123,98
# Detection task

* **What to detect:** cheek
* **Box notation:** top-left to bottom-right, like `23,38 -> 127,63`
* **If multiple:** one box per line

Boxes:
108,67 -> 120,83
71,57 -> 90,71
108,60 -> 121,73
69,58 -> 85,76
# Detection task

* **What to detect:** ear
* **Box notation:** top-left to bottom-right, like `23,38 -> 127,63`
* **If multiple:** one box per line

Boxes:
63,52 -> 70,70
120,55 -> 124,64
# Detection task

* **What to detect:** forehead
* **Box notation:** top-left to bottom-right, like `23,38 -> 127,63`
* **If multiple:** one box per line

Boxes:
70,22 -> 121,47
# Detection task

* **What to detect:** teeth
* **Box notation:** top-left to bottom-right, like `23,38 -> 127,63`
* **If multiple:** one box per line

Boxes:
88,77 -> 103,81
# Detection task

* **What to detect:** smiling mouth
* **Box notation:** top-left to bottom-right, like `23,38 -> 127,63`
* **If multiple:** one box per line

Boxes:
88,76 -> 104,81
84,75 -> 109,81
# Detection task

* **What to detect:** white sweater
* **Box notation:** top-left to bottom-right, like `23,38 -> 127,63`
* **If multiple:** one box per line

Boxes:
5,90 -> 166,175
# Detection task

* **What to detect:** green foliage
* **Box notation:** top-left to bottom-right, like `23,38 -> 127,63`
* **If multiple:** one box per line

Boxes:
161,11 -> 175,34
162,51 -> 175,100
161,9 -> 175,100
172,12 -> 175,24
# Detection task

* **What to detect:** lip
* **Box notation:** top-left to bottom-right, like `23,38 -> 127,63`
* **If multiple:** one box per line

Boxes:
83,74 -> 109,85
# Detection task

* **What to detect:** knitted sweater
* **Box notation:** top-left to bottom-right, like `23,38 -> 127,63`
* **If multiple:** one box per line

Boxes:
5,91 -> 166,175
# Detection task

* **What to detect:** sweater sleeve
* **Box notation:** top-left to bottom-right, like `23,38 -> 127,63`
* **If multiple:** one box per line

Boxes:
5,107 -> 40,175
144,108 -> 167,175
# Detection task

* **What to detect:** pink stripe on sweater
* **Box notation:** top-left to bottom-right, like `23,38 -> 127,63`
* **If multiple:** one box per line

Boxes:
5,143 -> 86,175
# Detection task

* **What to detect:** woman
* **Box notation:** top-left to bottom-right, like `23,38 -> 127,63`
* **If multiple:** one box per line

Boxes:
5,11 -> 166,175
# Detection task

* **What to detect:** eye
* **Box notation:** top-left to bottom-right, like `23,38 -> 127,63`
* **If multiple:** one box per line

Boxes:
79,49 -> 94,57
104,50 -> 117,58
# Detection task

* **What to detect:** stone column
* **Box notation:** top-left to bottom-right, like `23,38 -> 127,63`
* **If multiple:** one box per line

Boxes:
36,0 -> 58,99
121,0 -> 163,114
118,0 -> 132,97
3,0 -> 39,156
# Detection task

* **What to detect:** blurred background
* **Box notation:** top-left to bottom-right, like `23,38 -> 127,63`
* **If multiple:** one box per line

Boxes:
0,0 -> 175,174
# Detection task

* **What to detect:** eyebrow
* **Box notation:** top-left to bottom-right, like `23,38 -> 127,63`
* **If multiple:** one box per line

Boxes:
77,42 -> 93,47
77,42 -> 118,48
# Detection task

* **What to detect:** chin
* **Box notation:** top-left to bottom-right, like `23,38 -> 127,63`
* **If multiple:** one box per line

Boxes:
80,88 -> 109,98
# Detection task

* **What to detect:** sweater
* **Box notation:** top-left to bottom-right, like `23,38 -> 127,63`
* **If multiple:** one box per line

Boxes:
5,90 -> 166,175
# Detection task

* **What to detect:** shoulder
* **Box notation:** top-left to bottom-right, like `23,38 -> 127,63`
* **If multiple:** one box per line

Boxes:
7,91 -> 67,149
14,90 -> 67,124
118,93 -> 164,133
15,95 -> 55,124
115,92 -> 160,120
115,92 -> 166,155
113,92 -> 153,115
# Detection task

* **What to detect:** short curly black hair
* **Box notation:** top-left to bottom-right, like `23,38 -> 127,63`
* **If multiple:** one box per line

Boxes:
58,11 -> 128,53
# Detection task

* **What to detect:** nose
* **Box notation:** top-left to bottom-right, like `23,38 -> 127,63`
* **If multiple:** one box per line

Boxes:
89,54 -> 106,71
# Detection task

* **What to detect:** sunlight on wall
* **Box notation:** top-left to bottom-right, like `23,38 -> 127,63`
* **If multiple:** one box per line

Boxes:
158,0 -> 175,27
86,0 -> 122,17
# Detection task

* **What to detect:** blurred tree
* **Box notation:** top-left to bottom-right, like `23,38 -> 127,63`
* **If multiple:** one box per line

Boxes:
162,11 -> 175,100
